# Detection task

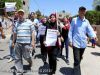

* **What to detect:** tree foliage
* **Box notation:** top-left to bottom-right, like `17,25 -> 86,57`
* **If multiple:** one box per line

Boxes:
0,0 -> 22,15
85,10 -> 100,25
0,0 -> 22,9
95,5 -> 100,11
35,10 -> 44,20
93,0 -> 100,7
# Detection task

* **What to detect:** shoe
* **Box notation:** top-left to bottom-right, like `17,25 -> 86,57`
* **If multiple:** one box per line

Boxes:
17,72 -> 23,75
48,72 -> 55,75
32,49 -> 35,56
92,46 -> 95,48
0,57 -> 3,60
44,61 -> 47,65
8,58 -> 14,63
28,61 -> 33,69
66,59 -> 69,65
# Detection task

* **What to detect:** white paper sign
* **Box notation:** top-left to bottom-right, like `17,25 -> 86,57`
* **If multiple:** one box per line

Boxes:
5,2 -> 16,12
45,29 -> 58,46
38,25 -> 46,35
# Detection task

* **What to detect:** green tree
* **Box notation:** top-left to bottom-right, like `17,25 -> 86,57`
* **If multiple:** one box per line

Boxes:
35,10 -> 42,20
0,0 -> 22,10
0,0 -> 22,15
95,5 -> 100,11
93,0 -> 100,11
85,11 -> 100,25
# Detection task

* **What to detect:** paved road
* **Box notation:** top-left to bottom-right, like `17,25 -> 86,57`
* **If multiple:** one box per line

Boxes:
0,35 -> 100,75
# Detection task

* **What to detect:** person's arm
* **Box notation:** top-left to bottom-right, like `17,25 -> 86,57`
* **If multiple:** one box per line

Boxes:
43,25 -> 48,45
12,24 -> 17,48
68,19 -> 74,47
0,27 -> 5,39
12,33 -> 17,48
58,22 -> 64,28
86,20 -> 97,39
31,25 -> 35,48
31,31 -> 35,48
57,30 -> 62,47
0,27 -> 2,31
0,22 -> 5,39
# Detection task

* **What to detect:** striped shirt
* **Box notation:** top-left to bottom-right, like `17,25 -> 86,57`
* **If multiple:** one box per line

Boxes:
14,19 -> 35,44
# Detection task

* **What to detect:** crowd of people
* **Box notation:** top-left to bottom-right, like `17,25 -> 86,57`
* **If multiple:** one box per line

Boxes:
0,6 -> 98,75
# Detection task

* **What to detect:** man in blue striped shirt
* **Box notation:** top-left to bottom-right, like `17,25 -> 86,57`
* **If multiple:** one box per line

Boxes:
68,6 -> 97,69
12,9 -> 35,74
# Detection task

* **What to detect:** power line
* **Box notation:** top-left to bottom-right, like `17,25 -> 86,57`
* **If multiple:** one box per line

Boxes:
32,0 -> 42,11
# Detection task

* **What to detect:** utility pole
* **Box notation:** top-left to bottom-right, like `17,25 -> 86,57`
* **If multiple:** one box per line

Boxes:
0,1 -> 5,15
22,0 -> 29,18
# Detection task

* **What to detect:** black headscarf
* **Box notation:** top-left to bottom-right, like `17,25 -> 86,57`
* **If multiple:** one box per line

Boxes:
49,13 -> 57,29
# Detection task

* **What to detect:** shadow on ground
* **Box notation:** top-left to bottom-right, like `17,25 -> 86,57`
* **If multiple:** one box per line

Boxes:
2,55 -> 10,60
0,49 -> 5,51
11,65 -> 31,75
34,54 -> 42,59
60,66 -> 81,75
57,55 -> 70,65
38,63 -> 50,74
10,66 -> 16,75
60,67 -> 73,75
91,52 -> 100,56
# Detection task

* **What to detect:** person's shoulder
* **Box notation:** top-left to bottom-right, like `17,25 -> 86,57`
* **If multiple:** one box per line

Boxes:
34,19 -> 39,23
25,19 -> 33,24
71,17 -> 78,24
72,17 -> 78,21
25,19 -> 32,22
34,18 -> 39,21
85,18 -> 89,22
47,22 -> 51,27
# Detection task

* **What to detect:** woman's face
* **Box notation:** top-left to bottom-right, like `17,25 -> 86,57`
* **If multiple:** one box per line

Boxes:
42,18 -> 47,23
63,18 -> 69,23
50,15 -> 56,22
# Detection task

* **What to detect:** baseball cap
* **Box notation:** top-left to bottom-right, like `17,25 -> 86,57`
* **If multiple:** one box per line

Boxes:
79,6 -> 86,11
18,9 -> 25,13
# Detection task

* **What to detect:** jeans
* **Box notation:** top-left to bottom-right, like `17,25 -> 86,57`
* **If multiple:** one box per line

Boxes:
61,37 -> 69,59
9,34 -> 15,59
40,35 -> 47,62
14,43 -> 32,73
73,46 -> 85,67
47,46 -> 57,73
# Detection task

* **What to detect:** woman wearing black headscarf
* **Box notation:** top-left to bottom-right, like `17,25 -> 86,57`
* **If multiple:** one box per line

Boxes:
45,14 -> 61,75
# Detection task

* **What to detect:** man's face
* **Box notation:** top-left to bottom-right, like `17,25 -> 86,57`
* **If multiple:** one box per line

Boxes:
14,12 -> 18,17
18,12 -> 24,19
78,10 -> 86,17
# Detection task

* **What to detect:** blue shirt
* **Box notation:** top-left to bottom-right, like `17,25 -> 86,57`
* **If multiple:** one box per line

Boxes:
68,17 -> 96,48
14,19 -> 35,44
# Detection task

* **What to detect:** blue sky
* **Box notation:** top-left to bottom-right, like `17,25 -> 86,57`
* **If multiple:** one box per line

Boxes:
29,0 -> 94,16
